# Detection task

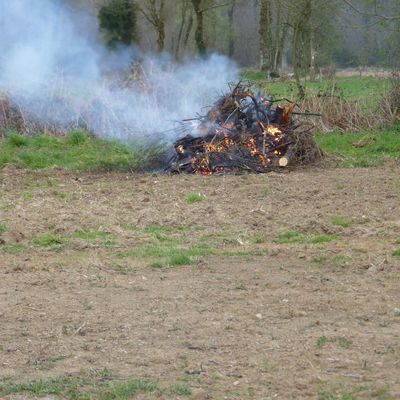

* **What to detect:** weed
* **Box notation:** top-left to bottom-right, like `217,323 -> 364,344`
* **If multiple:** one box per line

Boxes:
331,216 -> 352,228
0,223 -> 6,235
260,188 -> 270,198
185,193 -> 204,204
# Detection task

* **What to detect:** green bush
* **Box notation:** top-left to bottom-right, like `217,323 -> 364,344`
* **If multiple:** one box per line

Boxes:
99,0 -> 139,48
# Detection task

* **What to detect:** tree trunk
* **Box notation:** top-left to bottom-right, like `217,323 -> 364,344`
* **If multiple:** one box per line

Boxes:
228,0 -> 236,57
191,0 -> 207,55
175,0 -> 189,59
259,0 -> 272,72
309,29 -> 316,81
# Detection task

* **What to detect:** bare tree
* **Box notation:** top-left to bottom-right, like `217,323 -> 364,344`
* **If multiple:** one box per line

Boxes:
139,0 -> 166,52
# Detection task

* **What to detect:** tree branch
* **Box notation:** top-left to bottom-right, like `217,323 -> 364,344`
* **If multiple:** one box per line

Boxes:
342,0 -> 400,21
200,1 -> 233,14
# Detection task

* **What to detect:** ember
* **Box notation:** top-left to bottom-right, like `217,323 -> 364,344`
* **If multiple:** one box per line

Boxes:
166,83 -> 302,174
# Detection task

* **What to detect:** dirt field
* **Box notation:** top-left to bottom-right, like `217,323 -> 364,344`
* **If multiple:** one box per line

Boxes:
1,166 -> 400,400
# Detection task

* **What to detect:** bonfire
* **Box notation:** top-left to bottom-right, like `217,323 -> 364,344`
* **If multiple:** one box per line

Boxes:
166,83 -> 322,174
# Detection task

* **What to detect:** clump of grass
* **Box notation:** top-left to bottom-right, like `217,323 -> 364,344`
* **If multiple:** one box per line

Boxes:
72,229 -> 110,241
251,234 -> 266,244
317,336 -> 352,349
167,253 -> 192,266
120,243 -> 212,267
6,132 -> 29,147
331,216 -> 352,228
0,244 -> 25,254
310,234 -> 338,244
185,193 -> 204,204
275,230 -> 307,244
32,234 -> 62,248
169,384 -> 192,396
0,223 -> 6,235
392,249 -> 400,258
275,230 -> 339,245
100,379 -> 159,400
67,129 -> 88,145
312,255 -> 329,264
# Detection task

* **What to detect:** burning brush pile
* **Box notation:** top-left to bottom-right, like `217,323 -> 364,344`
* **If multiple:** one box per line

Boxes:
166,83 -> 323,174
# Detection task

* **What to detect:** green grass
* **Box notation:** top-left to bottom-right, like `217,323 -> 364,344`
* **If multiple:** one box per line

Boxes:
275,230 -> 307,244
32,234 -> 63,248
310,234 -> 338,244
0,130 -> 163,172
316,129 -> 400,167
0,223 -> 6,235
120,243 -> 213,267
0,375 -> 193,399
72,229 -> 111,241
0,244 -> 25,254
317,336 -> 352,349
242,72 -> 388,106
392,249 -> 400,258
275,230 -> 338,245
331,216 -> 352,228
185,193 -> 204,204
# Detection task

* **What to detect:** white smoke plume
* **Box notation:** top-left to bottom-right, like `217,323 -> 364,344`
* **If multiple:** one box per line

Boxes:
0,0 -> 238,142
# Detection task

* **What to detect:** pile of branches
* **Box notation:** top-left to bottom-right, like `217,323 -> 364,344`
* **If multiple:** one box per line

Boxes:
166,83 -> 323,174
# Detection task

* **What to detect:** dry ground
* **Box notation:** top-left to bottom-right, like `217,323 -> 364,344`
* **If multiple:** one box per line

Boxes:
0,166 -> 400,399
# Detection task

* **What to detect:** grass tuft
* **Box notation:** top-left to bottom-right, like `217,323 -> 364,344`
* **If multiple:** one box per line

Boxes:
67,129 -> 88,145
392,249 -> 400,258
32,234 -> 62,247
0,223 -> 6,235
310,234 -> 338,244
185,193 -> 204,204
275,230 -> 307,244
7,132 -> 29,147
331,216 -> 352,228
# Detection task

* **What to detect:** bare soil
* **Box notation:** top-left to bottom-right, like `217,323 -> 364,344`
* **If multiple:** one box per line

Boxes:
1,166 -> 400,399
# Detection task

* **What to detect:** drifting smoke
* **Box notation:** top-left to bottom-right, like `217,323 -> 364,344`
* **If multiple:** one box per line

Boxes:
0,0 -> 238,142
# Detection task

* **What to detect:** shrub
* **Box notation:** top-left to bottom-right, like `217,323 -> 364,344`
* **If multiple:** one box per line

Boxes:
99,0 -> 139,48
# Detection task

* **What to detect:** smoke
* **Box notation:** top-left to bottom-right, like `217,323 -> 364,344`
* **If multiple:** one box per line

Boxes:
0,0 -> 238,142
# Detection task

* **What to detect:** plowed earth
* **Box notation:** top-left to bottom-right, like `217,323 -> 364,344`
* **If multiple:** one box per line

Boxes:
1,166 -> 400,399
